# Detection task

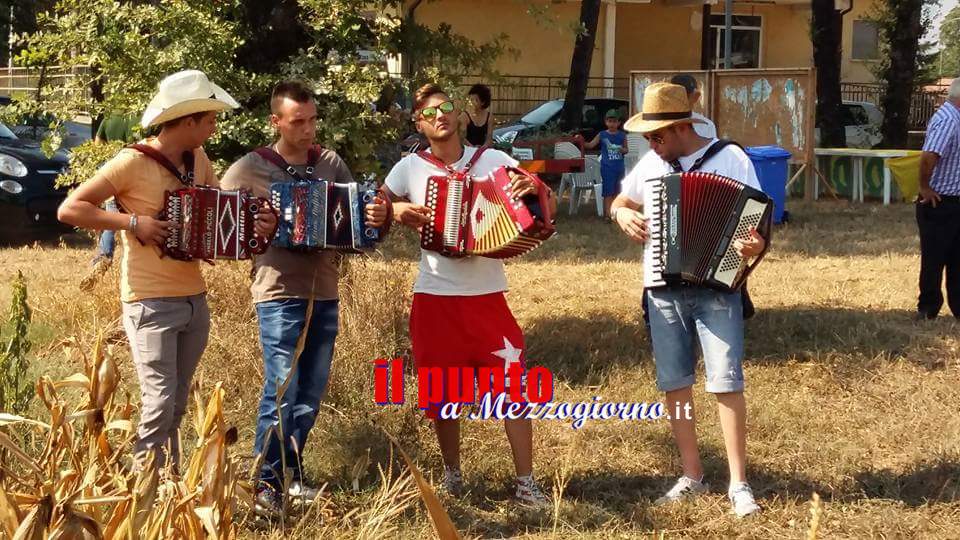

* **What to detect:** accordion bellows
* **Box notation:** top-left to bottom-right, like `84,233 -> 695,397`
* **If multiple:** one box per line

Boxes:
421,166 -> 555,259
270,181 -> 381,252
162,187 -> 271,261
643,171 -> 772,291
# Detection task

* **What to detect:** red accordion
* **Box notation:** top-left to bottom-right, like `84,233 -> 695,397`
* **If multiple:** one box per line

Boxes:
161,187 -> 272,261
420,166 -> 556,259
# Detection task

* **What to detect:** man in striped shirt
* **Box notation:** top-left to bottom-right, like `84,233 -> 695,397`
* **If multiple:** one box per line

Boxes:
917,78 -> 960,319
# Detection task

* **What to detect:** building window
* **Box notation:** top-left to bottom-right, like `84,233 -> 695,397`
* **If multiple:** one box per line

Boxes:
708,15 -> 762,69
852,20 -> 879,60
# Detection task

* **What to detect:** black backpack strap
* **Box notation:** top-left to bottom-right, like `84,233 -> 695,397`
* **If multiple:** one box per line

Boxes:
254,144 -> 324,181
687,139 -> 744,172
128,144 -> 195,186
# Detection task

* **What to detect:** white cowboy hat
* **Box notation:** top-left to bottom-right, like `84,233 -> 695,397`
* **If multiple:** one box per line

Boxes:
141,70 -> 239,128
624,82 -> 706,134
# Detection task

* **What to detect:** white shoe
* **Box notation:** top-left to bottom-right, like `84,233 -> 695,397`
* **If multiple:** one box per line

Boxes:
442,468 -> 464,498
654,475 -> 709,506
515,476 -> 550,507
728,482 -> 761,517
287,480 -> 322,503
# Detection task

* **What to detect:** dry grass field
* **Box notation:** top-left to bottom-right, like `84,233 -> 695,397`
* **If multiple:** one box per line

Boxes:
1,200 -> 959,538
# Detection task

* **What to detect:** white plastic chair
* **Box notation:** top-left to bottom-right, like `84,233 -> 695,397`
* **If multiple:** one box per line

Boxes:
566,156 -> 603,216
554,141 -> 582,203
624,132 -> 648,173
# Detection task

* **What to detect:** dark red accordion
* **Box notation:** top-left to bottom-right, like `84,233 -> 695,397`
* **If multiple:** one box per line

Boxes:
161,187 -> 271,261
644,171 -> 772,291
420,166 -> 555,259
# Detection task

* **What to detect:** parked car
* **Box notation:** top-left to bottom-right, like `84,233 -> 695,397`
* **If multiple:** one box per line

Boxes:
0,97 -> 92,150
493,97 -> 629,147
0,121 -> 71,242
815,101 -> 883,149
10,113 -> 92,150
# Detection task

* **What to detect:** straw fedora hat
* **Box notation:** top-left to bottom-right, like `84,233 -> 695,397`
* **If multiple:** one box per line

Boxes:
624,82 -> 706,134
141,70 -> 239,128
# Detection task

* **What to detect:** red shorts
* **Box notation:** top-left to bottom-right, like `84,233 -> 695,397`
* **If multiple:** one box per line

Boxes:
410,292 -> 526,419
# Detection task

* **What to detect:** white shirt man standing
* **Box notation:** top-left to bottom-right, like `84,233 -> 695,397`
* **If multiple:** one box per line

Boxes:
610,82 -> 765,518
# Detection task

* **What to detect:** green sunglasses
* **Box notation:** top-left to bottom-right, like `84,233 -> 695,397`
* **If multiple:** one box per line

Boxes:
418,100 -> 456,120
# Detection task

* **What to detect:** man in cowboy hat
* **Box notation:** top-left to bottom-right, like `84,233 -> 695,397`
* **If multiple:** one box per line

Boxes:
220,80 -> 391,518
58,70 -> 276,472
609,82 -> 765,518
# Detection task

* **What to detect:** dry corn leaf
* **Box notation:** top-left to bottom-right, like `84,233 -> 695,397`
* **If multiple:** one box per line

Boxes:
103,420 -> 133,433
53,373 -> 91,390
0,414 -> 51,430
95,351 -> 119,409
385,432 -> 461,540
0,485 -> 23,538
0,430 -> 42,475
12,495 -> 52,540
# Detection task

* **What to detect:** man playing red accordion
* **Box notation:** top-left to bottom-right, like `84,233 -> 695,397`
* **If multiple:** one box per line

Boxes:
382,83 -> 556,506
57,70 -> 276,473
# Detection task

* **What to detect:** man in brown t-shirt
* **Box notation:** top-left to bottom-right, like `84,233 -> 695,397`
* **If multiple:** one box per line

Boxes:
221,81 -> 388,518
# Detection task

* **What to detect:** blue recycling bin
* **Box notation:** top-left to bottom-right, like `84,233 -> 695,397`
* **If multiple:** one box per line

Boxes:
745,146 -> 791,224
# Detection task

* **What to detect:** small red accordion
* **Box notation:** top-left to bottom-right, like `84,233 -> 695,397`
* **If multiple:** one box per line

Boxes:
161,187 -> 272,261
420,166 -> 556,259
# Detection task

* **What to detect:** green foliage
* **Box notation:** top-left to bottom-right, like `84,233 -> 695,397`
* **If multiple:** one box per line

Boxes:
865,0 -> 939,85
14,0 -> 512,184
0,271 -> 33,414
938,5 -> 960,79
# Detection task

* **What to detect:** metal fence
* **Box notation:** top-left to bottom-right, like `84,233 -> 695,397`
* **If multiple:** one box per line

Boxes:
841,82 -> 947,131
458,75 -> 630,124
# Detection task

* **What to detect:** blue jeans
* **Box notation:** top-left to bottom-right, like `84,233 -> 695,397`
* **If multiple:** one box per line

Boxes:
647,287 -> 745,393
253,298 -> 339,491
97,199 -> 118,261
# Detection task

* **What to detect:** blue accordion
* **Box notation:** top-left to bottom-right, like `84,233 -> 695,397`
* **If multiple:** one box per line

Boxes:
270,180 -> 381,252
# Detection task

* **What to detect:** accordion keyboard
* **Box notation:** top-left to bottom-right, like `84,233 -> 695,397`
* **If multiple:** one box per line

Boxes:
644,179 -> 665,287
443,180 -> 463,248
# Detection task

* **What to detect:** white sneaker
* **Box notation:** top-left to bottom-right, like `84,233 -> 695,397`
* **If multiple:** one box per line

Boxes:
728,482 -> 761,517
287,480 -> 322,503
442,468 -> 464,497
654,475 -> 709,506
515,476 -> 550,507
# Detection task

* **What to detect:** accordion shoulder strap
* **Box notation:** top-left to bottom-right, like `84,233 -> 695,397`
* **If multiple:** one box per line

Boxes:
129,143 -> 195,186
254,144 -> 323,181
416,145 -> 489,177
672,139 -> 744,173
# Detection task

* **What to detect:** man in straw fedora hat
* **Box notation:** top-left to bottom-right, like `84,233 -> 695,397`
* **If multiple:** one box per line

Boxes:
610,82 -> 765,518
58,69 -> 277,472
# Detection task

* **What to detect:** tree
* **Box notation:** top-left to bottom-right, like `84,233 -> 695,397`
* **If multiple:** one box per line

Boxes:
560,0 -> 600,132
14,0 -> 510,184
811,0 -> 846,148
0,0 -> 56,65
937,5 -> 960,79
871,0 -> 931,147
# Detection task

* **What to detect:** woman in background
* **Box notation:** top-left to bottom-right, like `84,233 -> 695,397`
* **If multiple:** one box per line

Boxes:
461,84 -> 494,147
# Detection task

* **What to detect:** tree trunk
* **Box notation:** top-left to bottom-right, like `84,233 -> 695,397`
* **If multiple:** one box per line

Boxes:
811,0 -> 846,148
235,0 -> 306,78
561,0 -> 601,133
879,0 -> 923,148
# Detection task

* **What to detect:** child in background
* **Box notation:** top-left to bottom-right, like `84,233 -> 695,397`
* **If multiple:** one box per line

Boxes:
583,109 -> 628,217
